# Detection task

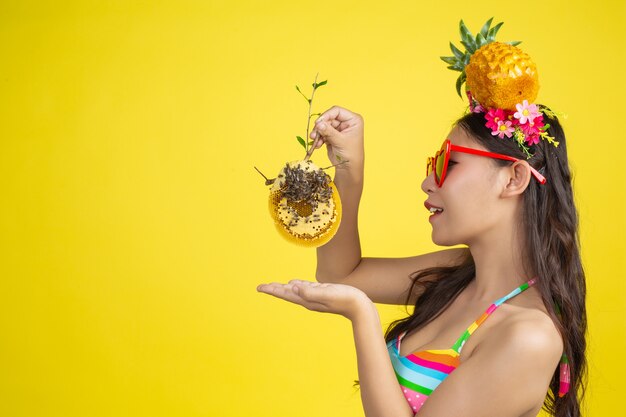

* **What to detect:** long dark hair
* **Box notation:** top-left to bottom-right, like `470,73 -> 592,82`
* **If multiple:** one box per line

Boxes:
383,109 -> 587,417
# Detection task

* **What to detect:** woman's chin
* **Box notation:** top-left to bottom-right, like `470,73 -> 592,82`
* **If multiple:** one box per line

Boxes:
431,232 -> 460,247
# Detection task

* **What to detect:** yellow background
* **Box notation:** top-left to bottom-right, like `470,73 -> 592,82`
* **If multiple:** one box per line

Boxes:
1,1 -> 624,416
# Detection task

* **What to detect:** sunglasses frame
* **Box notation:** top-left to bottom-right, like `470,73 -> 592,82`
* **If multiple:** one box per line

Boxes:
426,139 -> 547,187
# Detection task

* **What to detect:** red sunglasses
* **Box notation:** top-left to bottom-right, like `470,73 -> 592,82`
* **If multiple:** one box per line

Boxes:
426,139 -> 547,187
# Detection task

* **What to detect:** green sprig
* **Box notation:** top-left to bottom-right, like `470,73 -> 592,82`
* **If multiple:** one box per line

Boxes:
296,73 -> 327,160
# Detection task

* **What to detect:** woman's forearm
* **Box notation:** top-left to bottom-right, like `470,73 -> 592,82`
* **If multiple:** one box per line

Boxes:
351,301 -> 413,417
315,166 -> 364,282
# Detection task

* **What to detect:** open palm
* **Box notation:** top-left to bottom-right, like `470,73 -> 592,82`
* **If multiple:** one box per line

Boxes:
257,279 -> 370,321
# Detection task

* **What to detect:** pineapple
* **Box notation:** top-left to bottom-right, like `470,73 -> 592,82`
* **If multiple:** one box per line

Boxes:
441,18 -> 539,111
255,75 -> 344,247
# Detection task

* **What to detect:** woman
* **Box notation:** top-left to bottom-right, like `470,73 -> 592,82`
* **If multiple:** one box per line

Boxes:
257,101 -> 587,416
258,20 -> 588,415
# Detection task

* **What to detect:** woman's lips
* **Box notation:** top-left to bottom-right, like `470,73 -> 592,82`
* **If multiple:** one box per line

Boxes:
424,201 -> 444,222
424,201 -> 444,213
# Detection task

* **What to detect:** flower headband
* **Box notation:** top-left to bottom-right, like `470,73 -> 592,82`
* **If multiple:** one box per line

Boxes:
441,18 -> 559,159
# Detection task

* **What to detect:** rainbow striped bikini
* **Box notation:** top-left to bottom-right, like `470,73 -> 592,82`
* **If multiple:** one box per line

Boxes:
386,278 -> 537,414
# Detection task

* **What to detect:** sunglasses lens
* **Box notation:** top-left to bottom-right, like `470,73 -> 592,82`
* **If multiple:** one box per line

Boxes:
427,141 -> 449,185
436,155 -> 444,183
435,145 -> 447,184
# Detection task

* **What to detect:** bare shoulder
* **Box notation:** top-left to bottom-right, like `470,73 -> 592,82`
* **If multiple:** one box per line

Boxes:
504,308 -> 562,353
417,307 -> 564,416
480,306 -> 563,359
478,307 -> 564,396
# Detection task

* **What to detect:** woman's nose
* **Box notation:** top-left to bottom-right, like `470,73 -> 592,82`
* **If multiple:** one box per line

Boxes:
421,171 -> 436,194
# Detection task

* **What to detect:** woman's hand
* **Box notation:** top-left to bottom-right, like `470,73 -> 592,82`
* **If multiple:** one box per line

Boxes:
256,279 -> 372,322
310,106 -> 364,173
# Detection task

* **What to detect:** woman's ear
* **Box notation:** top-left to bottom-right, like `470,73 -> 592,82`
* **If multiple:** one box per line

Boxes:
501,160 -> 532,197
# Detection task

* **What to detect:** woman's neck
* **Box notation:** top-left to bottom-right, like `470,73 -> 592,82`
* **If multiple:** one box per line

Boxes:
465,218 -> 534,303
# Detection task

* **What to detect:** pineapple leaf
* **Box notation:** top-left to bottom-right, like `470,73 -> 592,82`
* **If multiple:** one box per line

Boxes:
476,32 -> 487,48
508,40 -> 522,46
296,135 -> 306,150
488,22 -> 504,40
449,42 -> 465,59
441,55 -> 458,65
460,39 -> 475,54
479,17 -> 494,39
455,73 -> 466,98
459,19 -> 473,44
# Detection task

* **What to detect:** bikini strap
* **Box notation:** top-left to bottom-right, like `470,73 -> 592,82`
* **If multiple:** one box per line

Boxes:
451,277 -> 537,353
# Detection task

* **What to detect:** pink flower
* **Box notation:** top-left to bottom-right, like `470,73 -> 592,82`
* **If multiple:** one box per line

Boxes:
491,120 -> 515,139
514,100 -> 540,124
520,113 -> 544,137
472,103 -> 485,113
485,108 -> 506,131
525,133 -> 540,146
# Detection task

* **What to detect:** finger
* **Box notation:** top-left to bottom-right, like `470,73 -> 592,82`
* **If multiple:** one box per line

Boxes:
316,106 -> 357,124
316,118 -> 341,129
258,283 -> 330,312
313,121 -> 342,146
257,283 -> 306,303
311,119 -> 339,139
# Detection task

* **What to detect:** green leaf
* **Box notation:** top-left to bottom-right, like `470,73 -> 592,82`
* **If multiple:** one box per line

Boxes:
449,42 -> 464,59
440,55 -> 458,65
459,20 -> 474,46
487,22 -> 504,40
542,123 -> 551,131
476,32 -> 487,48
295,85 -> 309,102
479,17 -> 494,38
308,140 -> 315,145
460,39 -> 475,54
508,40 -> 522,46
313,80 -> 327,88
455,73 -> 466,98
296,136 -> 306,149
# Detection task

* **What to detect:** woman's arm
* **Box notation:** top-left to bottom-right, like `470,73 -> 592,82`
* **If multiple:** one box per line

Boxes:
351,300 -> 414,417
310,109 -> 469,306
312,106 -> 365,281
